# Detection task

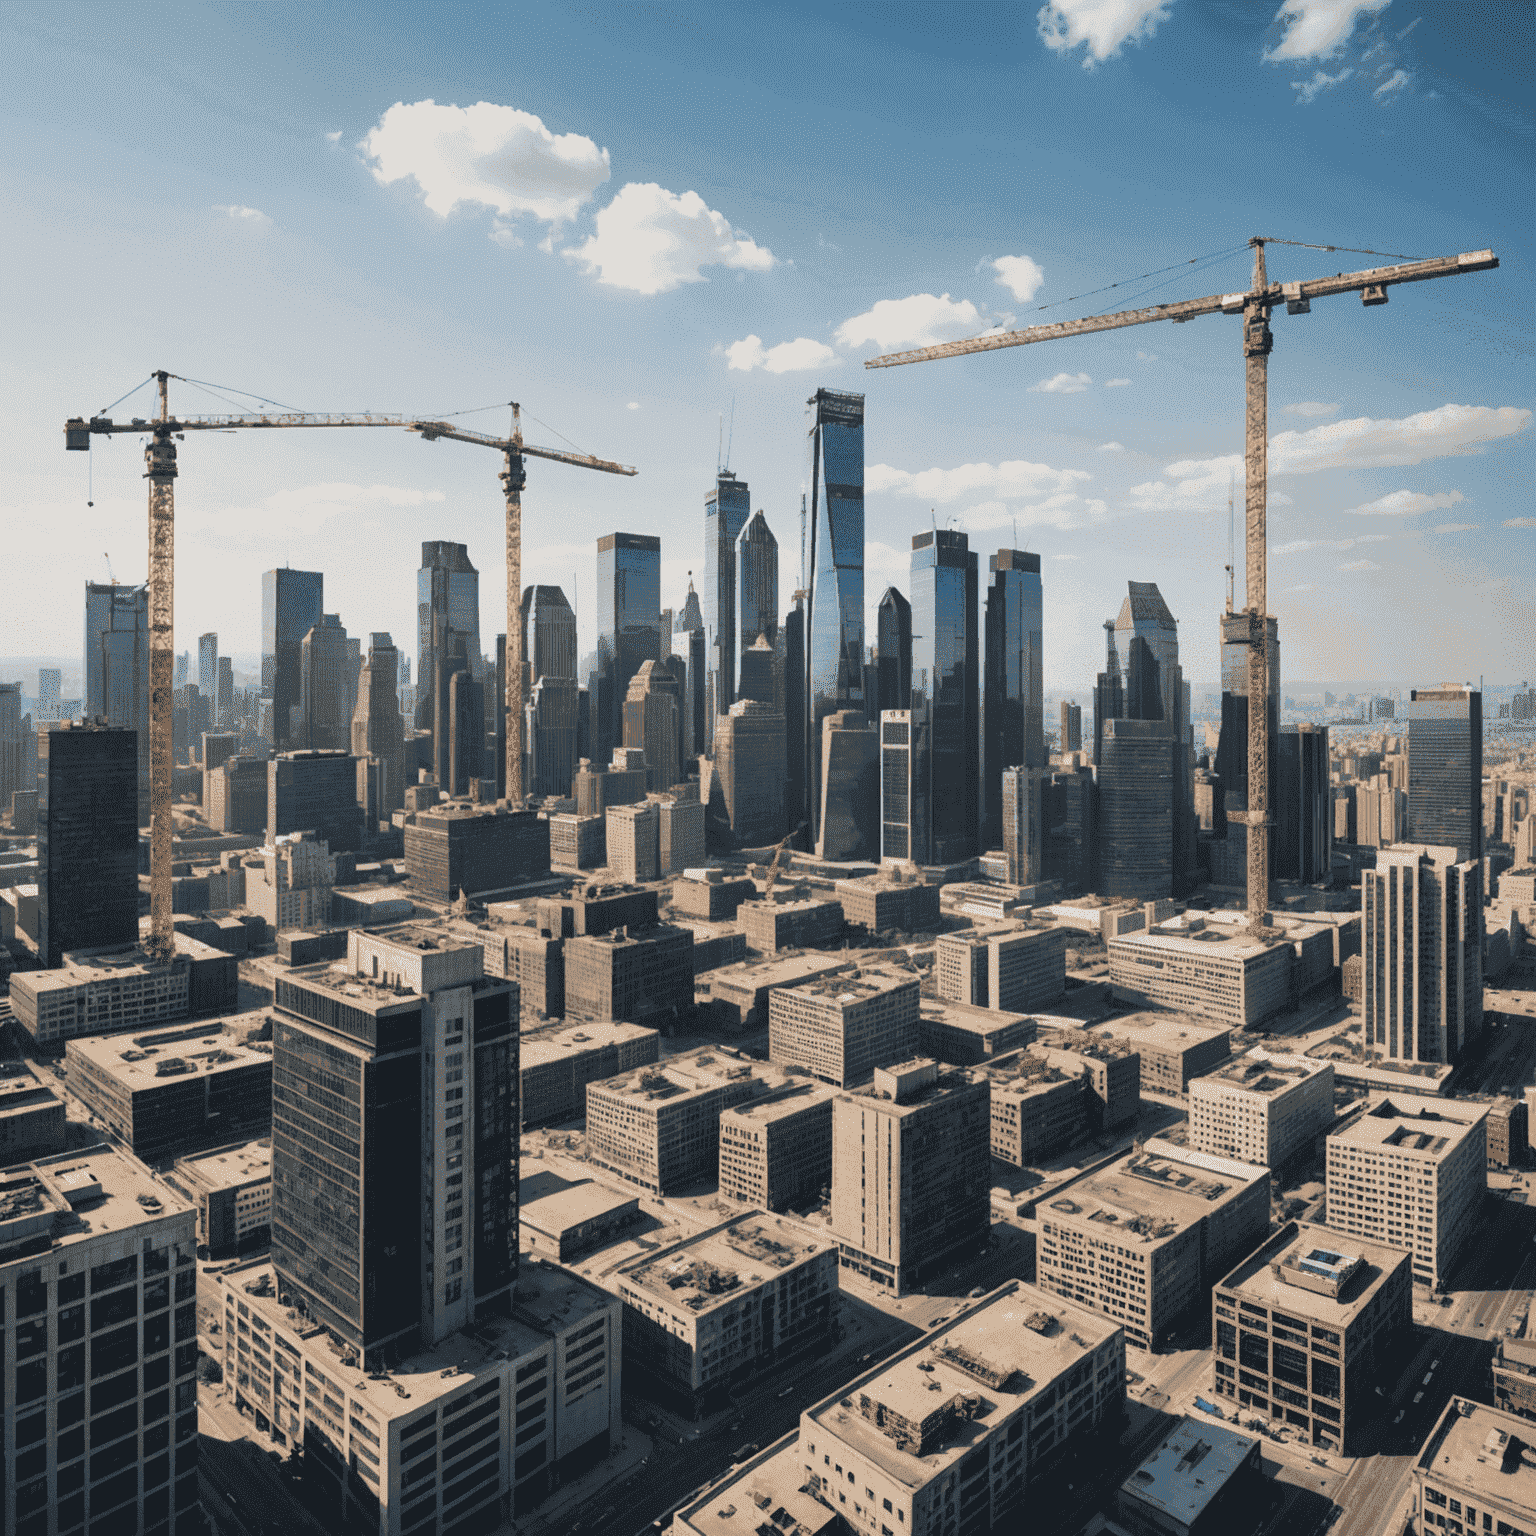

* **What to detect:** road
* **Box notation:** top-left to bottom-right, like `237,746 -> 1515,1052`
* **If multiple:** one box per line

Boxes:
197,1383 -> 330,1536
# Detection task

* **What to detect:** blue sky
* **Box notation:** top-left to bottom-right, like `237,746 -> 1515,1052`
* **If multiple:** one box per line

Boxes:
3,0 -> 1530,691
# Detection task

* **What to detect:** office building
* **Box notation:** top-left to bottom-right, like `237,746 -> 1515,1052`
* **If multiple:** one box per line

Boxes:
66,1020 -> 271,1158
1090,1014 -> 1231,1096
37,665 -> 62,718
1325,1095 -> 1487,1289
526,674 -> 579,799
402,799 -> 548,900
537,883 -> 659,936
1060,700 -> 1082,754
615,1214 -> 838,1412
549,810 -> 605,870
593,532 -> 661,765
206,754 -> 268,835
1117,1417 -> 1264,1536
249,829 -> 335,931
672,872 -> 756,922
718,1080 -> 838,1211
584,1048 -> 795,1193
658,794 -> 705,874
0,681 -> 24,811
1494,1328 -> 1536,1423
267,748 -> 364,852
1213,610 -> 1281,892
985,1052 -> 1089,1165
1408,686 -> 1482,863
216,654 -> 234,728
734,508 -> 779,677
520,1178 -> 642,1260
1097,716 -> 1177,898
1189,1052 -> 1335,1168
741,893 -> 844,954
0,1062 -> 67,1162
415,540 -> 481,732
427,628 -> 481,796
453,917 -> 563,1022
675,581 -> 708,761
606,800 -> 660,883
714,697 -> 787,847
1276,723 -> 1331,884
1362,843 -> 1483,1065
270,927 -> 516,1354
37,721 -> 138,967
1411,1399 -> 1536,1536
817,708 -> 878,861
262,567 -> 324,751
351,631 -> 405,817
572,749 -> 647,817
622,659 -> 680,791
197,631 -> 218,698
983,547 -> 1044,852
84,578 -> 150,809
518,1020 -> 659,1126
1043,762 -> 1096,892
1487,1096 -> 1529,1168
834,874 -> 940,938
934,924 -> 1067,1014
564,921 -> 694,1032
768,968 -> 920,1088
916,997 -> 1036,1064
1001,764 -> 1043,886
875,585 -> 912,715
735,633 -> 774,707
703,470 -> 752,727
1210,1221 -> 1412,1451
521,582 -> 577,685
168,1139 -> 272,1255
831,1058 -> 990,1294
1036,1141 -> 1270,1349
0,1146 -> 200,1536
805,390 -> 865,847
1107,915 -> 1294,1030
1031,1034 -> 1142,1130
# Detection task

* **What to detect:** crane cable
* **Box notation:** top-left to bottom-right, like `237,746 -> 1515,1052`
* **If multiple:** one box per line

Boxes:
1256,237 -> 1420,261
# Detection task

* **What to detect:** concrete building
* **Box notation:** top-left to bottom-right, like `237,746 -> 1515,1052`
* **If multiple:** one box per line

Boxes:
1030,1034 -> 1142,1131
817,709 -> 878,863
1035,1142 -> 1270,1349
1061,700 -> 1082,753
454,918 -> 565,1021
403,799 -> 550,901
714,697 -> 787,847
769,968 -> 921,1088
1001,764 -> 1044,887
11,950 -> 194,1051
1411,1399 -> 1536,1536
700,953 -> 855,1034
1493,1331 -> 1536,1424
564,921 -> 694,1032
351,631 -> 406,818
990,924 -> 1069,1012
984,1053 -> 1089,1165
1210,1221 -> 1412,1451
207,753 -> 269,835
1116,1417 -> 1264,1536
549,810 -> 605,870
0,1146 -> 200,1536
741,894 -> 844,954
916,997 -> 1036,1064
518,1021 -> 660,1127
1487,1096 -> 1529,1168
294,613 -> 356,751
606,800 -> 660,884
223,1255 -> 621,1530
795,1280 -> 1125,1536
0,1062 -> 67,1163
584,1049 -> 797,1194
1108,915 -> 1294,1030
831,1059 -> 991,1294
614,1213 -> 838,1412
1325,1096 -> 1488,1289
537,883 -> 658,937
167,1138 -> 272,1255
248,829 -> 335,931
1090,1014 -> 1231,1098
572,750 -> 647,819
267,749 -> 365,852
718,1081 -> 838,1211
671,871 -> 757,921
834,874 -> 940,938
623,659 -> 680,792
1189,1051 -> 1336,1169
658,794 -> 705,875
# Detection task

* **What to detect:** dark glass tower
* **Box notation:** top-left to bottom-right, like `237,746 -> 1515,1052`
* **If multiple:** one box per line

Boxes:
416,541 -> 481,733
675,581 -> 707,762
521,584 -> 578,684
875,586 -> 912,715
806,389 -> 865,846
908,529 -> 979,865
982,548 -> 1043,852
734,509 -> 779,664
85,579 -> 150,810
784,594 -> 807,842
262,567 -> 324,750
1407,686 -> 1483,863
593,532 -> 661,766
704,471 -> 752,725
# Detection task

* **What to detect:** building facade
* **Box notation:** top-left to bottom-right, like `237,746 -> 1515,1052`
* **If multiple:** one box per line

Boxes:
84,579 -> 150,809
768,969 -> 921,1088
983,548 -> 1044,852
1189,1053 -> 1336,1168
1407,686 -> 1482,864
718,1081 -> 837,1211
593,532 -> 661,766
262,567 -> 325,751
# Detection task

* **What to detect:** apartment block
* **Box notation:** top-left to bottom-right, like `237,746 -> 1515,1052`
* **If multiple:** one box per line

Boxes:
223,1256 -> 622,1530
741,896 -> 844,954
795,1281 -> 1125,1536
834,875 -> 941,938
518,1021 -> 660,1127
520,1180 -> 643,1262
613,1214 -> 838,1411
1108,916 -> 1295,1030
1090,1013 -> 1231,1097
1325,1096 -> 1488,1288
1035,1141 -> 1270,1349
1029,1034 -> 1142,1131
1210,1220 -> 1412,1451
917,997 -> 1037,1065
718,1080 -> 838,1211
831,1059 -> 991,1294
1412,1399 -> 1536,1536
247,829 -> 334,932
0,1063 -> 67,1163
984,1053 -> 1088,1165
768,968 -> 921,1088
166,1138 -> 272,1255
1189,1052 -> 1336,1169
564,922 -> 694,1033
0,1147 -> 201,1536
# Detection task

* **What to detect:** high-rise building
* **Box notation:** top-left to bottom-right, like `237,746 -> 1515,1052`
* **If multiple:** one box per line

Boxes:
84,579 -> 149,809
37,665 -> 62,718
429,630 -> 481,796
784,592 -> 807,839
1215,610 -> 1281,887
623,659 -> 680,792
1095,717 -> 1176,898
521,583 -> 578,685
734,508 -> 778,678
262,568 -> 324,751
805,389 -> 865,846
0,680 -> 23,809
703,470 -> 752,727
768,968 -> 920,1087
1043,762 -> 1095,891
526,676 -> 579,799
815,709 -> 878,862
1408,686 -> 1482,864
38,721 -> 139,967
1001,764 -> 1043,887
593,532 -> 661,766
675,581 -> 707,761
350,631 -> 405,817
874,585 -> 912,716
249,830 -> 335,931
198,631 -> 218,696
1362,843 -> 1483,1064
1092,619 -> 1123,765
1188,1051 -> 1335,1168
215,654 -> 233,729
267,750 -> 365,852
1276,722 -> 1331,883
983,548 -> 1043,851
415,541 -> 481,734
270,927 -> 517,1354
714,698 -> 786,847
1060,699 -> 1082,753
295,613 -> 354,751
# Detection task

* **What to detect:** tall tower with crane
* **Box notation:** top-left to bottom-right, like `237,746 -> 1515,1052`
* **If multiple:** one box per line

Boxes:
863,241 -> 1498,930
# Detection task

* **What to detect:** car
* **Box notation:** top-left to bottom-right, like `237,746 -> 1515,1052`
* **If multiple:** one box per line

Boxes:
778,1387 -> 794,1398
1422,1371 -> 1434,1385
1413,1392 -> 1424,1404
1394,1410 -> 1405,1424
968,1286 -> 987,1298
732,1443 -> 759,1462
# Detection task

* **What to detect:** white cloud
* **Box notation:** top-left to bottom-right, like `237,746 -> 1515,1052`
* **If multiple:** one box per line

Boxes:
1283,401 -> 1340,418
325,130 -> 343,143
1374,68 -> 1411,99
1098,442 -> 1126,453
723,335 -> 837,374
1291,67 -> 1352,103
1030,372 -> 1093,394
564,183 -> 774,295
1274,534 -> 1389,553
1505,517 -> 1536,529
867,459 -> 1090,505
1137,350 -> 1157,361
214,204 -> 271,225
489,227 -> 523,249
1338,558 -> 1381,571
1037,0 -> 1174,65
361,100 -> 610,230
1104,377 -> 1132,388
991,255 -> 1045,302
183,481 -> 444,540
626,402 -> 640,411
1266,0 -> 1391,61
955,492 -> 1106,533
1431,522 -> 1478,534
1348,489 -> 1465,516
835,293 -> 998,352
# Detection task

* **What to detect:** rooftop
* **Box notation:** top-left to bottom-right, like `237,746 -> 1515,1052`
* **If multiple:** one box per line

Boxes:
1110,923 -> 1289,960
1092,1012 -> 1232,1053
1416,1400 -> 1536,1508
919,999 -> 1035,1038
1216,1220 -> 1409,1327
66,1023 -> 272,1085
620,1214 -> 828,1315
1330,1096 -> 1488,1158
520,1021 -> 659,1069
590,1048 -> 792,1105
779,967 -> 919,1006
709,953 -> 854,1000
172,1138 -> 272,1191
1200,1051 -> 1330,1097
520,1179 -> 640,1236
675,1440 -> 837,1536
1044,1146 -> 1265,1243
722,1080 -> 838,1129
840,1062 -> 983,1117
0,1062 -> 63,1116
1120,1416 -> 1258,1526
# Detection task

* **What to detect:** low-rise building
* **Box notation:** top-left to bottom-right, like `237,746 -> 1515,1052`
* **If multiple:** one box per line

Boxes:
564,922 -> 695,1033
1035,1141 -> 1271,1350
1117,1416 -> 1264,1536
916,997 -> 1037,1064
1210,1220 -> 1412,1451
671,872 -> 757,921
1487,1095 -> 1530,1168
607,801 -> 660,883
1411,1399 -> 1536,1536
613,1214 -> 838,1412
768,967 -> 921,1088
1108,916 -> 1295,1030
834,875 -> 941,937
1325,1096 -> 1488,1289
519,1021 -> 660,1127
794,1280 -> 1126,1536
167,1138 -> 272,1255
1029,1033 -> 1141,1131
741,896 -> 844,955
674,1441 -> 839,1536
1493,1333 -> 1536,1424
673,920 -> 747,975
700,953 -> 853,1034
1090,1012 -> 1232,1097
983,1053 -> 1087,1165
0,1061 -> 67,1162
1188,1051 -> 1336,1169
519,1179 -> 643,1261
718,1080 -> 838,1211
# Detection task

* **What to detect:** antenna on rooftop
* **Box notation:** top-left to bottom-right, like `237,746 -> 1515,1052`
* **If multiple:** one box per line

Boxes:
725,395 -> 736,472
717,411 -> 724,474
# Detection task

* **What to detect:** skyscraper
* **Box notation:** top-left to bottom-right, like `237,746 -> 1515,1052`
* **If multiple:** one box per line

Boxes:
715,698 -> 786,847
351,631 -> 405,817
1093,621 -> 1123,765
84,579 -> 149,810
216,654 -> 234,730
703,470 -> 751,726
521,584 -> 578,685
416,540 -> 482,732
784,592 -> 807,840
262,567 -> 324,751
1095,717 -> 1176,898
0,682 -> 23,809
1408,686 -> 1482,864
805,389 -> 865,847
198,631 -> 219,696
734,509 -> 779,670
1060,700 -> 1082,754
875,586 -> 912,715
593,532 -> 661,767
1002,764 -> 1043,887
1276,723 -> 1331,883
982,548 -> 1044,852
520,585 -> 579,799
1214,610 -> 1280,888
623,659 -> 681,792
675,581 -> 707,762
907,528 -> 979,866
296,613 -> 355,752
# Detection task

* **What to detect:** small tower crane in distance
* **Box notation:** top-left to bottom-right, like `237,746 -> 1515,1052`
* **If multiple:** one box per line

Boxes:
863,239 -> 1499,932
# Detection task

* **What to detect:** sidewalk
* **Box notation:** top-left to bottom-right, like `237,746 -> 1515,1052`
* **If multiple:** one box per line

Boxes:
510,1426 -> 655,1536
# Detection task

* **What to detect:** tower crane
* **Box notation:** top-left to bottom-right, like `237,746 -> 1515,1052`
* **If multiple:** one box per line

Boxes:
864,240 -> 1498,931
65,373 -> 634,964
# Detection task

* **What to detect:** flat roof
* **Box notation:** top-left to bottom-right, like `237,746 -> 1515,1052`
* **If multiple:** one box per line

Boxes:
173,1139 -> 272,1191
589,1048 -> 791,1106
1121,1415 -> 1258,1525
721,1081 -> 838,1129
1199,1052 -> 1331,1096
804,1281 -> 1119,1488
1329,1096 -> 1488,1159
838,1064 -> 984,1118
520,1022 -> 658,1069
1044,1147 -> 1264,1244
709,953 -> 854,1000
520,1180 -> 640,1237
1416,1400 -> 1536,1509
1,1145 -> 193,1256
778,967 -> 918,1004
1216,1220 -> 1409,1329
0,1063 -> 63,1116
1092,1013 -> 1231,1053
919,999 -> 1034,1037
1109,924 -> 1288,960
676,1439 -> 836,1536
620,1214 -> 829,1315
66,1026 -> 272,1086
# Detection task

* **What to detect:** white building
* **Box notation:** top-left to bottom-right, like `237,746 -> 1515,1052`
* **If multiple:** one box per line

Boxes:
248,830 -> 335,932
1188,1051 -> 1336,1168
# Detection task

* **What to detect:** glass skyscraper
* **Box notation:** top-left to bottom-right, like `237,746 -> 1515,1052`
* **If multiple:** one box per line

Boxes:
703,469 -> 751,727
198,631 -> 219,696
875,586 -> 912,715
805,389 -> 865,844
84,579 -> 150,810
1407,686 -> 1483,864
733,509 -> 779,666
593,532 -> 661,766
262,567 -> 324,749
982,548 -> 1043,852
416,541 -> 481,732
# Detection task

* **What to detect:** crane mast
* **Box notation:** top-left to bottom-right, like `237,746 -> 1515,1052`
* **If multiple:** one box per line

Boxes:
864,240 -> 1497,931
